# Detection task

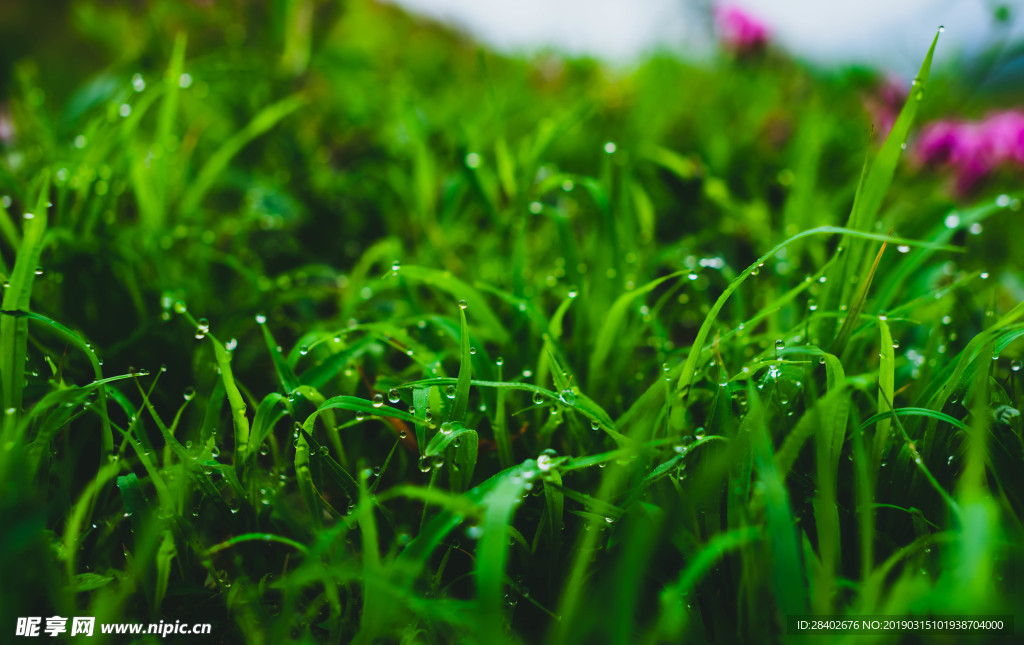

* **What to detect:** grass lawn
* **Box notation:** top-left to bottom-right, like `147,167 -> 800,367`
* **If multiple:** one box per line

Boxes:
1,1 -> 1022,643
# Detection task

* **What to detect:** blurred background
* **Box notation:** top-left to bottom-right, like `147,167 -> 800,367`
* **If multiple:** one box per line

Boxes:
384,0 -> 1023,76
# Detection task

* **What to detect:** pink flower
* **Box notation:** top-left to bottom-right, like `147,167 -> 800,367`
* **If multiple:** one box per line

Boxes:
915,109 -> 1024,194
981,110 -> 1024,164
715,5 -> 769,52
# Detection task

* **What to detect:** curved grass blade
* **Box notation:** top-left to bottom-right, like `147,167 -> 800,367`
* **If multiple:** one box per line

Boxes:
654,526 -> 760,641
402,377 -> 626,445
248,392 -> 288,459
203,533 -> 309,557
8,310 -> 112,453
398,266 -> 509,343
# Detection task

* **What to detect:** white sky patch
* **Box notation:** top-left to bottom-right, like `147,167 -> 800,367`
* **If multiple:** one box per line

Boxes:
385,0 -> 1024,77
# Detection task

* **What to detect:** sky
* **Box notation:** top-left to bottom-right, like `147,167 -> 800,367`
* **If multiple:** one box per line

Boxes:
386,0 -> 1023,78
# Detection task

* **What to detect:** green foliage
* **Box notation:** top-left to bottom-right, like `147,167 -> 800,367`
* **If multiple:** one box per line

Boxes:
1,1 -> 1023,643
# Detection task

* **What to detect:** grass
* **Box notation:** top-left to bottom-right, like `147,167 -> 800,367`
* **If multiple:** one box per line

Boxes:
1,1 -> 1023,643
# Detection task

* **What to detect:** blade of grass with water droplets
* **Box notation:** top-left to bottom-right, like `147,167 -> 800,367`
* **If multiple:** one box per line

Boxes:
448,306 -> 471,424
413,386 -> 429,456
10,310 -> 111,456
1,172 -> 49,425
313,395 -> 419,425
296,423 -> 358,504
872,319 -> 896,473
493,357 -> 511,469
248,392 -> 288,460
299,335 -> 375,389
293,423 -> 321,531
210,333 -> 251,469
395,461 -> 534,589
398,266 -> 508,343
423,422 -> 474,457
672,226 -> 948,407
402,377 -> 626,446
832,31 -> 939,320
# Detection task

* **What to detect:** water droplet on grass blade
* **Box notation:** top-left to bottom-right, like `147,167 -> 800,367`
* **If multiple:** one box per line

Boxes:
532,391 -> 545,405
183,387 -> 195,401
372,394 -> 384,408
537,448 -> 557,472
458,299 -> 468,310
388,388 -> 400,403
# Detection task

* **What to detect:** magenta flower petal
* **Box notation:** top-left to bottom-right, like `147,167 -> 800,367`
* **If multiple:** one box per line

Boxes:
715,4 -> 769,51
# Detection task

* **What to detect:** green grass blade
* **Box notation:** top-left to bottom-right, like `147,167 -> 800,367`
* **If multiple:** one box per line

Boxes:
1,171 -> 49,421
448,306 -> 471,424
180,93 -> 307,215
589,270 -> 685,385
